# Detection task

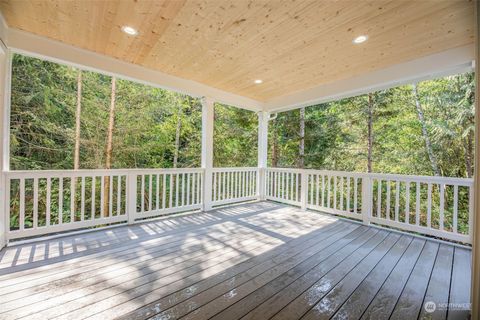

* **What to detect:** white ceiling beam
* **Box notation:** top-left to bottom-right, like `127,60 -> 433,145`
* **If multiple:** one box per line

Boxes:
264,45 -> 475,113
0,23 -> 264,112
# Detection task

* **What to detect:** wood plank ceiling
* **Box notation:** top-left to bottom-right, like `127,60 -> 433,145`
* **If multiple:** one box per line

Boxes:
0,0 -> 474,102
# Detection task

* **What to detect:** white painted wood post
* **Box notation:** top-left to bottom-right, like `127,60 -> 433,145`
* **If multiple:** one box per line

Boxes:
0,45 -> 10,249
257,111 -> 269,200
471,2 -> 479,318
127,172 -> 137,224
300,170 -> 308,210
361,176 -> 372,225
201,97 -> 214,211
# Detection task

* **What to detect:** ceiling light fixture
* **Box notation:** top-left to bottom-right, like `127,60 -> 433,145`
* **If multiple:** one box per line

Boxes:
122,26 -> 138,36
254,79 -> 263,84
353,35 -> 368,44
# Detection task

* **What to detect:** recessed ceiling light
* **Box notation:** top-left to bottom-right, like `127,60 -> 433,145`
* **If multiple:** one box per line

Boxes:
254,79 -> 263,84
122,26 -> 138,36
353,35 -> 368,44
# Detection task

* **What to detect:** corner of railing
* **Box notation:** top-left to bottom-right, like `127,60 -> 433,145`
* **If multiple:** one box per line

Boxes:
361,175 -> 373,225
126,172 -> 137,224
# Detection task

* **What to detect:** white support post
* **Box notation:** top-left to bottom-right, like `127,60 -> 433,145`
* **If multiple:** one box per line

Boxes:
471,2 -> 479,318
361,177 -> 372,225
201,97 -> 214,211
257,111 -> 269,200
0,44 -> 10,249
300,170 -> 308,211
126,172 -> 137,224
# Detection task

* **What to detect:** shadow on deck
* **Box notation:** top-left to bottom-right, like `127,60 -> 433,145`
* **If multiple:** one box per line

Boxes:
0,201 -> 471,320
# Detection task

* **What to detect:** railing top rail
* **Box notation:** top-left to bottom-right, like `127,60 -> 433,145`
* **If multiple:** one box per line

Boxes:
212,167 -> 258,172
267,167 -> 473,186
367,172 -> 473,186
3,167 -> 205,178
266,167 -> 306,173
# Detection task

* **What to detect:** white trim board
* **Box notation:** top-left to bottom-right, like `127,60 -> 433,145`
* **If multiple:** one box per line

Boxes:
0,11 -> 474,113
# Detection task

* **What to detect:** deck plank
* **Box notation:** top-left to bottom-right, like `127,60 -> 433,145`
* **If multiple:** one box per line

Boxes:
114,223 -> 358,320
360,237 -> 426,320
82,223 -> 357,320
269,231 -> 397,320
217,228 -> 381,320
447,247 -> 472,320
0,201 -> 471,320
7,216 -> 339,319
312,235 -> 413,320
1,210 -> 334,303
389,241 -> 439,320
0,205 -> 326,289
418,244 -> 454,320
157,225 -> 369,320
165,228 -> 374,320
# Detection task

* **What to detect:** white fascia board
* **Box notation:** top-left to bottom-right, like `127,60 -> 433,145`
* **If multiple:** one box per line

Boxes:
4,27 -> 264,112
264,45 -> 475,113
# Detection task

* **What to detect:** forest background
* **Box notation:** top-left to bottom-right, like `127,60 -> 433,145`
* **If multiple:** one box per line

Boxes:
10,54 -> 475,179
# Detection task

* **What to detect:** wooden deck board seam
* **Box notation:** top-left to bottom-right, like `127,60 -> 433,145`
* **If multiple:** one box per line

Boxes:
77,228 -> 358,320
2,222 -> 347,318
294,232 -> 400,320
162,226 -> 368,320
113,223 -> 356,320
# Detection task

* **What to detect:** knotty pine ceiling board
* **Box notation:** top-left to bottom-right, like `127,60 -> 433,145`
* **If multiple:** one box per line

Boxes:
0,0 -> 474,102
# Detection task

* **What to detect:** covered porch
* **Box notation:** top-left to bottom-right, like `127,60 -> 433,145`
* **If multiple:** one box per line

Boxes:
0,1 -> 478,319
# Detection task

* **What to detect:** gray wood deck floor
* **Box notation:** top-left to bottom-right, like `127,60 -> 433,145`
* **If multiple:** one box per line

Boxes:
0,201 -> 471,320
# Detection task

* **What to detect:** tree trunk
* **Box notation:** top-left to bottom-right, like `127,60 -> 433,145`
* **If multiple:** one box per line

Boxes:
173,98 -> 182,169
72,70 -> 82,217
272,119 -> 279,167
298,107 -> 305,169
464,132 -> 473,178
104,77 -> 116,216
74,70 -> 82,170
412,84 -> 441,176
367,93 -> 374,173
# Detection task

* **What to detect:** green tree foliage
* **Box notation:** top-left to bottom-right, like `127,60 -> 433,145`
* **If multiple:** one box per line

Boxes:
9,54 -> 475,179
10,54 -> 258,170
10,55 -> 201,170
214,103 -> 258,167
10,54 -> 77,170
269,72 -> 475,178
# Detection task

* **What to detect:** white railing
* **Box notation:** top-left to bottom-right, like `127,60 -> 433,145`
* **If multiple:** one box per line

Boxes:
305,170 -> 364,221
4,168 -> 204,240
211,167 -> 258,206
267,168 -> 474,244
265,168 -> 302,206
2,167 -> 261,241
133,168 -> 204,220
4,169 -> 130,240
368,173 -> 473,243
2,167 -> 474,244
